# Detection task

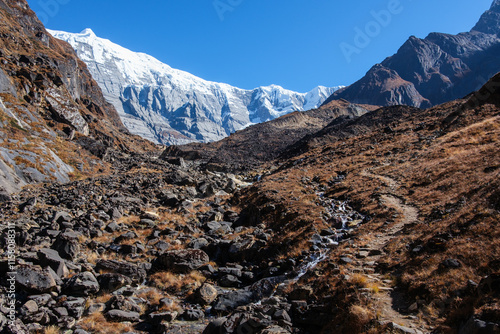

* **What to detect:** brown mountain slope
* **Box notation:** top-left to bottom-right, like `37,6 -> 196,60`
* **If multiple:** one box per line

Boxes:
0,0 -> 155,198
162,99 -> 377,172
231,73 -> 500,332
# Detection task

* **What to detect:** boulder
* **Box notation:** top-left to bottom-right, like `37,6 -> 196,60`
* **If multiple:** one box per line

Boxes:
212,290 -> 254,313
195,283 -> 218,305
16,264 -> 57,293
107,295 -> 141,313
52,230 -> 81,260
203,317 -> 228,334
97,273 -> 132,292
63,297 -> 86,319
148,311 -> 178,323
189,238 -> 209,249
219,274 -> 241,288
183,308 -> 204,321
106,310 -> 140,323
154,249 -> 209,273
386,322 -> 424,334
38,248 -> 69,278
63,272 -> 100,296
95,260 -> 147,283
3,319 -> 29,334
440,258 -> 461,269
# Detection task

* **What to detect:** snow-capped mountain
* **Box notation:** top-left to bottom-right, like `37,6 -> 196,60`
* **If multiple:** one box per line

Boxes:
49,29 -> 342,145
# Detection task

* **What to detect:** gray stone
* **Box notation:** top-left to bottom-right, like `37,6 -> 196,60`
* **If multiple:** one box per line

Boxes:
16,264 -> 57,293
195,283 -> 218,305
219,274 -> 241,288
183,308 -> 204,321
63,297 -> 87,319
106,222 -> 120,232
97,273 -> 132,292
38,248 -> 69,278
52,230 -> 81,260
27,294 -> 53,307
107,295 -> 141,313
189,238 -> 209,249
386,322 -> 424,334
63,272 -> 100,296
212,290 -> 254,313
19,300 -> 38,316
95,260 -> 147,283
154,249 -> 209,273
106,310 -> 140,322
54,307 -> 69,317
441,258 -> 461,269
148,311 -> 178,323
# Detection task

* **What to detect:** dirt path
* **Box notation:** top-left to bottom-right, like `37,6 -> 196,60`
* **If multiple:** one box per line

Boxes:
358,169 -> 427,333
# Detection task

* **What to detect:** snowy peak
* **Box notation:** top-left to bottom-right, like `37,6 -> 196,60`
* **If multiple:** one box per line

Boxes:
80,28 -> 96,37
49,29 -> 342,145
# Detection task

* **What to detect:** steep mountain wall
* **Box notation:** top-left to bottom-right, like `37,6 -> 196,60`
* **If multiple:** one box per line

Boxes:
0,0 -> 153,198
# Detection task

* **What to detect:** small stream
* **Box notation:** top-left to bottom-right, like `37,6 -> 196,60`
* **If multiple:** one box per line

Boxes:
252,191 -> 366,304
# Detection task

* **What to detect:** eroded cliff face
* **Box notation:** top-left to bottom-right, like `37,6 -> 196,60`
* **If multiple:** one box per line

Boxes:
0,0 -> 154,198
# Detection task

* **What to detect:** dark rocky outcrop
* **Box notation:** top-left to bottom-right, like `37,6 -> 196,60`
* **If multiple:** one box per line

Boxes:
161,99 -> 376,171
0,0 -> 155,196
154,249 -> 210,273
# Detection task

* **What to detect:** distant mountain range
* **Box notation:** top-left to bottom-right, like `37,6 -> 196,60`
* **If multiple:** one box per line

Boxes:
49,29 -> 341,145
324,1 -> 500,108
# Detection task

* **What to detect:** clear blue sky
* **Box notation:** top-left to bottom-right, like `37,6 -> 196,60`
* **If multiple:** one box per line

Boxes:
27,0 -> 493,92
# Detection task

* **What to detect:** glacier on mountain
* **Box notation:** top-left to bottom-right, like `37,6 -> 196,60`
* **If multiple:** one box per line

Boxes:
49,28 -> 342,145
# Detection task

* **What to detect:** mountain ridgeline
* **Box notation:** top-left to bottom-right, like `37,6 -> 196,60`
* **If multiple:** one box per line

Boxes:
1,0 -> 500,333
324,1 -> 500,108
50,29 -> 341,145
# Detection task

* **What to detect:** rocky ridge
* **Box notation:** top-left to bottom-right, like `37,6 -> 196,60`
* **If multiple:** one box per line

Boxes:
49,29 -> 342,145
0,0 -> 155,198
163,99 -> 379,172
324,1 -> 500,108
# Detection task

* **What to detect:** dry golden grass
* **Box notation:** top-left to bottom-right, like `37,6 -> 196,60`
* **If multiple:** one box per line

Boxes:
366,283 -> 380,294
136,288 -> 164,306
350,273 -> 368,288
86,251 -> 100,265
78,312 -> 133,334
348,304 -> 374,333
93,293 -> 113,304
116,215 -> 140,226
150,271 -> 205,293
42,325 -> 60,334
